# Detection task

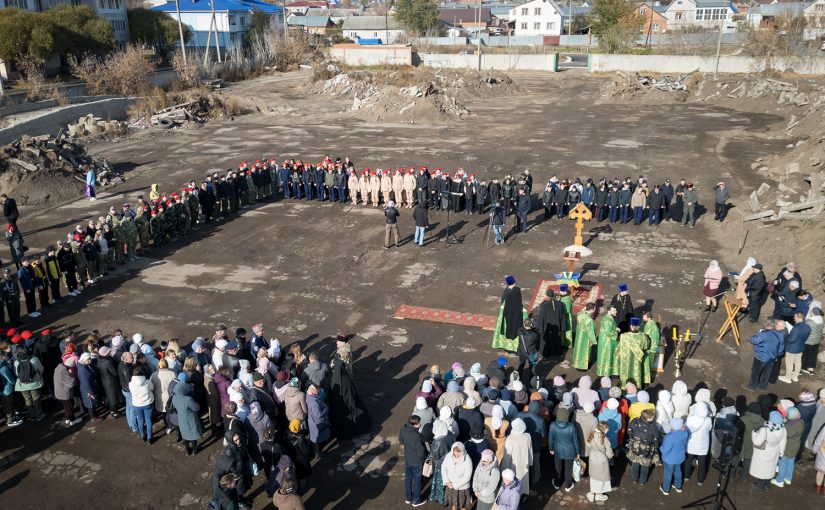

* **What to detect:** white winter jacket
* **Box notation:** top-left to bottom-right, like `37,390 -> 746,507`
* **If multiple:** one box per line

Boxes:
685,405 -> 712,455
750,425 -> 787,480
129,375 -> 155,407
671,380 -> 692,419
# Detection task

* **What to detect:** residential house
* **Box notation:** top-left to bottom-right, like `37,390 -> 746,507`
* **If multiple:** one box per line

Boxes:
664,0 -> 737,29
438,7 -> 492,33
560,5 -> 591,34
284,0 -> 327,17
805,0 -> 825,27
151,0 -> 283,50
747,1 -> 810,27
637,1 -> 668,34
305,7 -> 362,24
0,0 -> 130,44
341,15 -> 403,44
509,0 -> 563,36
289,14 -> 334,34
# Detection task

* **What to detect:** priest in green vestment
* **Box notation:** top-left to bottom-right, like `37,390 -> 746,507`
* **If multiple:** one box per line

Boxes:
493,275 -> 527,352
559,283 -> 573,347
571,303 -> 597,370
617,317 -> 649,387
596,306 -> 619,377
642,312 -> 661,384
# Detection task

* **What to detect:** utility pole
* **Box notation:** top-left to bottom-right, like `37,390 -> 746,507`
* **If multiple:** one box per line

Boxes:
282,0 -> 290,43
212,0 -> 222,63
175,0 -> 187,64
477,0 -> 482,70
714,17 -> 723,75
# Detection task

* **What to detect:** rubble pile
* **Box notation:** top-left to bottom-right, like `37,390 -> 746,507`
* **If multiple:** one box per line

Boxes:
306,68 -> 517,122
0,134 -> 123,198
149,96 -> 215,128
66,114 -> 129,138
604,71 -> 696,101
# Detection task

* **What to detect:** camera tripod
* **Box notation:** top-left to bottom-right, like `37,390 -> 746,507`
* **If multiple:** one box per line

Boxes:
682,455 -> 739,510
442,194 -> 463,245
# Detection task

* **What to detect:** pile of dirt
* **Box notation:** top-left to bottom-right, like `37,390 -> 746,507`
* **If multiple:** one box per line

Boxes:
304,67 -> 518,123
66,114 -> 129,139
599,71 -> 698,103
0,134 -> 123,206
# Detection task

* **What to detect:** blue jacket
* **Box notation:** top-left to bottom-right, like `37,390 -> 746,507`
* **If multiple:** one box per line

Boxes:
581,185 -> 595,205
598,408 -> 622,449
172,382 -> 203,441
0,360 -> 15,397
547,420 -> 579,460
749,329 -> 785,362
785,322 -> 811,354
306,393 -> 331,444
660,427 -> 690,464
86,169 -> 96,186
17,267 -> 33,292
78,362 -> 101,409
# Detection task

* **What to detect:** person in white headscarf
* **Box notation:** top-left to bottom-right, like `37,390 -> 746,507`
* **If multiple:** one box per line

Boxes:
484,404 -> 509,461
501,417 -> 533,494
704,260 -> 724,312
656,390 -> 675,433
439,406 -> 460,436
736,256 -> 756,306
413,396 -> 434,425
671,380 -> 692,419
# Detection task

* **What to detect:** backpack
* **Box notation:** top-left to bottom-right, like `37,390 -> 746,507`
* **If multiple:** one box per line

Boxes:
16,357 -> 35,384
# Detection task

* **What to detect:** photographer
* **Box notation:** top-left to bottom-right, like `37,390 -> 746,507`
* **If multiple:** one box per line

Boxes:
384,201 -> 401,249
490,201 -> 506,246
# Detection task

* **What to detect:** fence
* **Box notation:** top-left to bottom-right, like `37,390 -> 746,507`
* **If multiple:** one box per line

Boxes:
588,54 -> 825,75
416,52 -> 558,71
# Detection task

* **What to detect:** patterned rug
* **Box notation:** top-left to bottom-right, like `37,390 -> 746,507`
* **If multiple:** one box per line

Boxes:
393,305 -> 498,331
528,280 -> 604,314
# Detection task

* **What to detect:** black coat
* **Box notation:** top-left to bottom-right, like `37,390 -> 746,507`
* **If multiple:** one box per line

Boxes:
413,205 -> 428,227
97,356 -> 121,409
399,423 -> 428,466
610,293 -> 635,331
329,361 -> 371,440
516,326 -> 540,362
500,286 -> 524,340
745,271 -> 766,303
456,407 -> 485,442
646,191 -> 665,209
3,197 -> 19,222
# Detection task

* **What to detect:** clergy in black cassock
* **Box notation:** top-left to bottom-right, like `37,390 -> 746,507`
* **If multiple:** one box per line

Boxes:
535,288 -> 568,357
609,282 -> 634,331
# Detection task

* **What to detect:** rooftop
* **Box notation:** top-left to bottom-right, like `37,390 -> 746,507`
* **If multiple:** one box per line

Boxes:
341,15 -> 402,30
439,7 -> 493,24
289,14 -> 333,26
152,0 -> 282,13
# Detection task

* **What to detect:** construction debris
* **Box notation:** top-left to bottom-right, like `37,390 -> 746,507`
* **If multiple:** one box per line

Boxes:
305,68 -> 517,122
67,114 -> 129,139
0,134 -> 123,187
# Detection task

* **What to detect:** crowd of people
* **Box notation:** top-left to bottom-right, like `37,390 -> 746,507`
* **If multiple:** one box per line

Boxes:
0,323 -> 371,509
399,359 -> 825,508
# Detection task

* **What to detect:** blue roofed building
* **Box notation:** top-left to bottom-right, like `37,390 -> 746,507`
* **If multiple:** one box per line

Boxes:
150,0 -> 283,50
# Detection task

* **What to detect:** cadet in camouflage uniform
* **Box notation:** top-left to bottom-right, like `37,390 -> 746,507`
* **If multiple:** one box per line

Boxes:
135,205 -> 151,253
150,209 -> 163,247
101,222 -> 116,270
161,201 -> 176,241
245,169 -> 256,205
186,188 -> 200,227
70,236 -> 90,286
177,195 -> 191,234
120,214 -> 139,262
111,214 -> 125,265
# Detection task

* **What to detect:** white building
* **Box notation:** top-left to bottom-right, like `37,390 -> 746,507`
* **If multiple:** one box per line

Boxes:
805,0 -> 825,28
664,0 -> 738,30
509,0 -> 563,36
152,0 -> 283,50
0,0 -> 130,44
341,15 -> 403,44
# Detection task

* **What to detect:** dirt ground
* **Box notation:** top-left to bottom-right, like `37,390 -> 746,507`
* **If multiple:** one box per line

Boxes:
1,70 -> 823,510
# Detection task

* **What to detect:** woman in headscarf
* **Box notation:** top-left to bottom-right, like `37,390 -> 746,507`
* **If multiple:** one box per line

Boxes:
438,406 -> 460,437
438,380 -> 466,412
501,417 -> 533,494
212,430 -> 251,506
736,257 -> 756,307
238,359 -> 253,389
413,396 -> 434,425
774,406 -> 803,487
214,366 -> 232,417
416,379 -> 444,410
598,398 -> 622,451
689,387 -> 717,417
484,404 -> 509,461
671,380 -> 692,419
204,364 -> 224,437
77,352 -> 100,422
472,449 -> 500,510
441,442 -> 474,510
627,409 -> 660,486
150,358 -> 175,431
703,260 -> 724,312
283,377 -> 307,422
586,421 -> 613,503
172,373 -> 202,456
628,390 -> 655,422
684,404 -> 712,485
494,469 -> 521,510
306,385 -> 330,457
750,411 -> 787,492
428,421 -> 453,505
285,418 -> 313,483
328,354 -> 371,440
571,375 -> 600,411
469,362 -> 484,383
802,307 -> 823,375
463,377 -> 481,407
246,401 -> 272,466
656,390 -> 675,434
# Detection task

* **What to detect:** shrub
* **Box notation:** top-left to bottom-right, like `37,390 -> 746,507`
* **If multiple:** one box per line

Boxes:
70,44 -> 154,96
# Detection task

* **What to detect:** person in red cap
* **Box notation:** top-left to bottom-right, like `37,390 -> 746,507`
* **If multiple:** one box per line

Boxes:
404,168 -> 416,208
359,170 -> 371,206
392,168 -> 404,206
347,168 -> 359,206
369,170 -> 381,207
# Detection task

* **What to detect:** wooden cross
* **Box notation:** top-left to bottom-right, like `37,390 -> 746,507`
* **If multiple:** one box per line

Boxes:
564,203 -> 592,273
568,203 -> 592,246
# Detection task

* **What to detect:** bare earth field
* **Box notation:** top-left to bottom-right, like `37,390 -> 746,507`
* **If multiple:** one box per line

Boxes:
0,70 -> 822,510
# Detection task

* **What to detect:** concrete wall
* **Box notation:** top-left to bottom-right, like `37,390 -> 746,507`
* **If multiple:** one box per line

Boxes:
588,54 -> 825,75
329,44 -> 413,66
417,52 -> 558,71
0,97 -> 136,145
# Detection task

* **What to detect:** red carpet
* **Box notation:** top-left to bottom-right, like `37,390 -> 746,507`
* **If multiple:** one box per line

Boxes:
528,280 -> 604,314
393,305 -> 498,331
